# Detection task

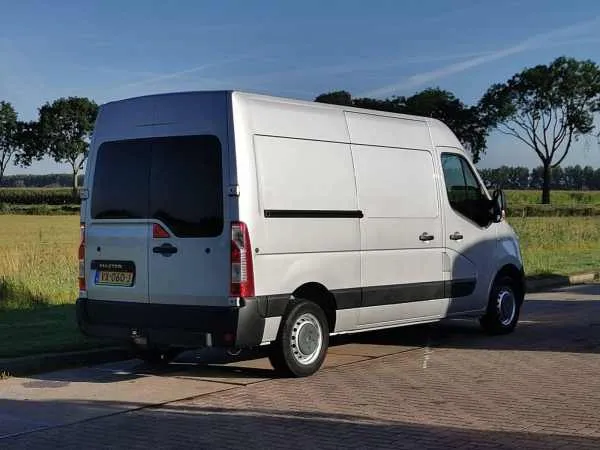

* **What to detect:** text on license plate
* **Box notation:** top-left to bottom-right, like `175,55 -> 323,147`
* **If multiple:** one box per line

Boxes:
96,271 -> 134,286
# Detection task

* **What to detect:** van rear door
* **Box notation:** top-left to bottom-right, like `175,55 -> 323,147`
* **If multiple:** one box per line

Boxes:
86,139 -> 152,303
147,134 -> 230,307
86,134 -> 229,306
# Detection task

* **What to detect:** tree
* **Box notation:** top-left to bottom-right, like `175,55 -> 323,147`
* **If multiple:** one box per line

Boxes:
314,90 -> 353,106
315,88 -> 490,163
18,97 -> 98,196
479,56 -> 600,204
0,101 -> 19,185
401,89 -> 489,163
478,165 -> 530,189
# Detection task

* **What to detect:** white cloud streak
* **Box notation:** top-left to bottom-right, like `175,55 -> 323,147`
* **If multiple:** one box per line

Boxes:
106,52 -> 261,92
362,15 -> 600,98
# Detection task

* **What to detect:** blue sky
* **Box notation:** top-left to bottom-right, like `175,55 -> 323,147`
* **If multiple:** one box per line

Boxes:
2,0 -> 600,174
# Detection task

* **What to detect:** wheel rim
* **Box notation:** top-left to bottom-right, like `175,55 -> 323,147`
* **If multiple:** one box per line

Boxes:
496,286 -> 516,326
290,312 -> 323,366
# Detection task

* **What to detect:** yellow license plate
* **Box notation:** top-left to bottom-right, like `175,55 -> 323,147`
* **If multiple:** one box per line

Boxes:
96,270 -> 134,286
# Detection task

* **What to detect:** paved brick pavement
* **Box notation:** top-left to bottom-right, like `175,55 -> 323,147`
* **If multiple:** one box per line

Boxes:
1,284 -> 600,449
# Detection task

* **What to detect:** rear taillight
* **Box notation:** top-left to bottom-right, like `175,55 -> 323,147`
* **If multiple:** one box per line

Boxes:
153,223 -> 171,239
230,221 -> 254,298
78,222 -> 86,295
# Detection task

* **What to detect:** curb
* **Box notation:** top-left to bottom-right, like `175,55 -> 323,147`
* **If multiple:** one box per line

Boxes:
525,270 -> 600,293
1,271 -> 598,378
0,346 -> 133,378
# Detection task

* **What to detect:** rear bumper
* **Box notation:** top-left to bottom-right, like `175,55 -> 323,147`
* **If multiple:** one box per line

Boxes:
76,297 -> 267,349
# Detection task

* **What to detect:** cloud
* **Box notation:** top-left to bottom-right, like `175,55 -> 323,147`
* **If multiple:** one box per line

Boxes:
361,15 -> 600,98
78,49 -> 497,103
204,50 -> 497,88
106,52 -> 261,93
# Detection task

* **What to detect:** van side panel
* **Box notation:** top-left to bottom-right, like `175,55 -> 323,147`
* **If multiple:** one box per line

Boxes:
346,112 -> 433,150
345,112 -> 445,327
253,135 -> 359,254
231,94 -> 361,309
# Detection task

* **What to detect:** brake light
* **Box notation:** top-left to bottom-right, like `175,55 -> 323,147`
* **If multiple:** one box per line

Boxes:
78,222 -> 86,295
230,221 -> 254,298
153,223 -> 170,239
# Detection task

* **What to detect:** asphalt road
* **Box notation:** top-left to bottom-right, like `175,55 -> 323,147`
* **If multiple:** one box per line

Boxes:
1,284 -> 599,449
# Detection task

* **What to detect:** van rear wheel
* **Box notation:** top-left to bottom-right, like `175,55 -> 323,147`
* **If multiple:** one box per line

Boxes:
268,299 -> 329,377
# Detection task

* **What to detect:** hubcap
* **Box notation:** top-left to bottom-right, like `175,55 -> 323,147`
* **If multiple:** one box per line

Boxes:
290,313 -> 323,365
496,287 -> 516,326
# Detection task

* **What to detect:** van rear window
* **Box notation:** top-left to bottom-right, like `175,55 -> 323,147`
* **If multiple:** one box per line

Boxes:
91,135 -> 224,237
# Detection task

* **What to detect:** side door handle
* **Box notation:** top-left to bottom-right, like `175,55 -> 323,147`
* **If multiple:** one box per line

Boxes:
153,243 -> 178,256
449,232 -> 464,241
419,232 -> 434,241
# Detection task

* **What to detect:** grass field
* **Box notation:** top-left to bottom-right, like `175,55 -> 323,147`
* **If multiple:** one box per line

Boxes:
506,190 -> 600,206
1,213 -> 600,359
0,215 -> 112,359
509,217 -> 600,276
0,215 -> 79,309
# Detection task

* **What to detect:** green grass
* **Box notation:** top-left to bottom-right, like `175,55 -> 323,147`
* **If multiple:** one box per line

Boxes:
506,190 -> 600,206
0,305 -> 110,359
509,216 -> 600,276
0,215 -> 80,309
1,213 -> 600,359
0,215 -> 112,359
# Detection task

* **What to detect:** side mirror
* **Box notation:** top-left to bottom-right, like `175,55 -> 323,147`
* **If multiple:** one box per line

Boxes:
491,189 -> 506,222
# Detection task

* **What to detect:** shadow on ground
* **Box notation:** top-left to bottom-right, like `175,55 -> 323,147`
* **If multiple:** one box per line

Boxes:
14,290 -> 600,386
0,400 -> 598,449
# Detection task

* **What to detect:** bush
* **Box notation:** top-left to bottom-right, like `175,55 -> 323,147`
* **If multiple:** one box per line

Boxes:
0,188 -> 79,205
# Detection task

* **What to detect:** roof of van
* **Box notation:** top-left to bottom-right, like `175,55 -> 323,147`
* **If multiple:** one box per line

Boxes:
100,90 -> 463,149
102,89 -> 440,123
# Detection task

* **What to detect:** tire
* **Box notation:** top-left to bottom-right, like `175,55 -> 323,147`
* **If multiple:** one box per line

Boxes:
480,275 -> 523,335
268,299 -> 329,378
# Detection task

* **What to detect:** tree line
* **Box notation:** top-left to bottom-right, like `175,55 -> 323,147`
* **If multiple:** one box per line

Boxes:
1,56 -> 600,203
0,98 -> 97,197
478,165 -> 600,190
0,173 -> 85,188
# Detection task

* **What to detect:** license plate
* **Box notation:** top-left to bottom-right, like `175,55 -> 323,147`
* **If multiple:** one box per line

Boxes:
92,261 -> 136,287
96,270 -> 134,287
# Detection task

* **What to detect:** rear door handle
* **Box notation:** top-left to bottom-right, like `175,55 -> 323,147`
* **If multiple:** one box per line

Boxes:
419,232 -> 434,241
449,232 -> 464,241
153,243 -> 178,256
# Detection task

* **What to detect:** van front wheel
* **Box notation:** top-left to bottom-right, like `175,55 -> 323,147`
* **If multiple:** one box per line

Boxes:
268,299 -> 329,377
480,275 -> 522,335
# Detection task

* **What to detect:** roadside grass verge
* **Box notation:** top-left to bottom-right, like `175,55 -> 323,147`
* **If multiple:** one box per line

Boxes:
509,217 -> 600,277
0,215 -> 113,359
1,214 -> 600,360
506,190 -> 600,206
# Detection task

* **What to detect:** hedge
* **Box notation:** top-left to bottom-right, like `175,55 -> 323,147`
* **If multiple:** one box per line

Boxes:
506,204 -> 600,217
1,188 -> 600,217
0,188 -> 79,205
0,203 -> 80,215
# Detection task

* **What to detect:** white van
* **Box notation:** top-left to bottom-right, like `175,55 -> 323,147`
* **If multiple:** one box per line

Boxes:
76,90 -> 525,377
